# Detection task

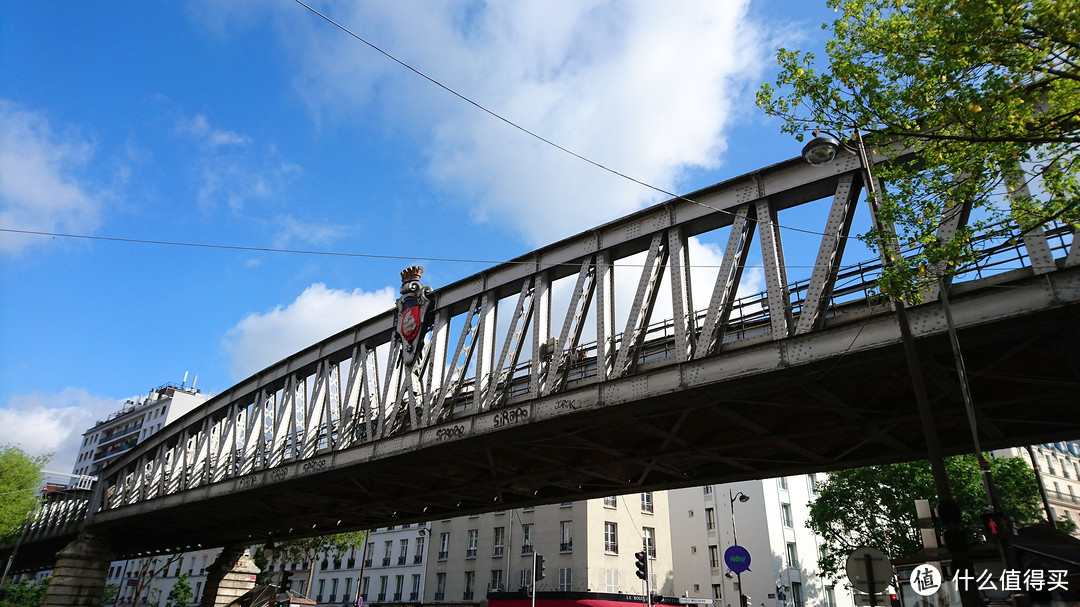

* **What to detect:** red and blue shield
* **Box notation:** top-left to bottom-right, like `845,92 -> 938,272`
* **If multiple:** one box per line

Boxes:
398,296 -> 423,343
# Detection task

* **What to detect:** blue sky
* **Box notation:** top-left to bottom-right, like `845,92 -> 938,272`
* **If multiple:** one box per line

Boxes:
1,0 -> 839,474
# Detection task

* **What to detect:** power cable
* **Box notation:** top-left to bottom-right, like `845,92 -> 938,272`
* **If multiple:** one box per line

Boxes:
288,0 -> 838,240
0,227 -> 852,270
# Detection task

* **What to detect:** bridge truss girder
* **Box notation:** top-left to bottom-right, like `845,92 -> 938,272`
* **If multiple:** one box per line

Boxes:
5,152 -> 1080,570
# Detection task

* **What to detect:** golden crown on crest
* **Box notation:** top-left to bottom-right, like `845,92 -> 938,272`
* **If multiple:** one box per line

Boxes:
400,266 -> 424,283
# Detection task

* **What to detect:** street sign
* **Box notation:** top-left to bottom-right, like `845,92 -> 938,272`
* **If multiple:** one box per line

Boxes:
678,598 -> 713,605
724,545 -> 752,574
846,547 -> 892,594
854,593 -> 883,606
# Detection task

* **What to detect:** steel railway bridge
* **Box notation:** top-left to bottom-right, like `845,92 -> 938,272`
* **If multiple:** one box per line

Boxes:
5,152 -> 1080,587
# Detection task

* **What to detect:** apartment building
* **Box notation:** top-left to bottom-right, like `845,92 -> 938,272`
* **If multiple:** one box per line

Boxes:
422,492 -> 674,606
669,477 -> 855,607
71,378 -> 206,480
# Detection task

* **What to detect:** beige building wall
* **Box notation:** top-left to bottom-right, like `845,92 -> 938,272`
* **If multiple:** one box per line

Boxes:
424,492 -> 675,605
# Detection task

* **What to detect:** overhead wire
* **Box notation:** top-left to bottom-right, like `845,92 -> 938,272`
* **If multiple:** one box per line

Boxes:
0,227 -> 857,271
288,0 -> 841,240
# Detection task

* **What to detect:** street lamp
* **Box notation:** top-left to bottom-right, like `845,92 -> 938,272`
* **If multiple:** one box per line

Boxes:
729,490 -> 751,607
801,129 -> 981,607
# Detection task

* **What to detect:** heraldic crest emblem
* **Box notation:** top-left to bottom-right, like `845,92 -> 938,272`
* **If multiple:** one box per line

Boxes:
395,266 -> 435,366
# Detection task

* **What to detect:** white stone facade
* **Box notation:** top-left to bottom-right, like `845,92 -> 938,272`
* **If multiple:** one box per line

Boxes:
668,478 -> 856,607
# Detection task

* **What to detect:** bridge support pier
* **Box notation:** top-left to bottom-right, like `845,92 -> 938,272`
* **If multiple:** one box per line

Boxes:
198,544 -> 259,607
42,532 -> 114,607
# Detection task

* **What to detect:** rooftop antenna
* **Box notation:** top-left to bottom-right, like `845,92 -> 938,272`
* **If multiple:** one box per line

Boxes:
182,371 -> 189,388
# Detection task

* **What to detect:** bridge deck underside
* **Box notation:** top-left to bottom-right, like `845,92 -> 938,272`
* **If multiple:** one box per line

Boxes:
15,300 -> 1068,567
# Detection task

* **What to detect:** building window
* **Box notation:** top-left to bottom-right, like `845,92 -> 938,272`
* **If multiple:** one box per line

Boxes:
394,575 -> 404,601
522,524 -> 534,554
439,532 -> 450,560
604,522 -> 618,554
825,586 -> 836,607
809,475 -> 819,494
641,492 -> 654,513
643,527 -> 657,558
377,576 -> 387,601
435,573 -> 446,601
560,521 -> 573,552
491,569 -> 505,592
467,529 -> 479,558
604,496 -> 617,508
792,582 -> 804,607
330,578 -> 339,602
383,541 -> 393,566
778,476 -> 788,490
708,545 -> 719,569
520,568 -> 533,588
399,539 -> 409,565
559,567 -> 573,591
493,526 -> 506,557
410,574 -> 421,601
786,542 -> 799,568
712,584 -> 723,599
781,503 -> 793,528
415,535 -> 425,564
605,568 -> 620,593
704,485 -> 712,495
705,508 -> 716,530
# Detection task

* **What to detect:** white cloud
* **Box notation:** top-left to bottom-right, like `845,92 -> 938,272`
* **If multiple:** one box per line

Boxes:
272,214 -> 353,248
0,389 -> 123,474
0,100 -> 103,254
175,114 -> 251,147
222,283 -> 397,380
173,112 -> 302,215
189,0 -> 769,246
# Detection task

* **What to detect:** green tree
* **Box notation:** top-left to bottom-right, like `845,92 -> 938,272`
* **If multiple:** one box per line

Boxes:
808,454 -> 1042,580
165,573 -> 193,607
0,445 -> 50,542
268,531 -> 367,597
100,583 -> 119,607
757,0 -> 1080,301
252,545 -> 274,585
0,577 -> 49,607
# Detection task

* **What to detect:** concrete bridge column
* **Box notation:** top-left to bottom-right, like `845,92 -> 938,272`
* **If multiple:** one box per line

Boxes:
198,544 -> 259,607
42,532 -> 114,607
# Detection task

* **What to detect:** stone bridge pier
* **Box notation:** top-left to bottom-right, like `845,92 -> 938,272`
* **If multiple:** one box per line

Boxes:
41,533 -> 258,607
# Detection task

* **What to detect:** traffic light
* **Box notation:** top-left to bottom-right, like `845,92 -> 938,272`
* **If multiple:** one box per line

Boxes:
536,554 -> 546,581
635,551 -> 648,580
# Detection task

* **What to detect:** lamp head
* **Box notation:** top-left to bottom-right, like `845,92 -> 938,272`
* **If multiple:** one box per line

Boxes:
801,133 -> 841,166
738,493 -> 751,503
